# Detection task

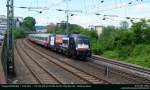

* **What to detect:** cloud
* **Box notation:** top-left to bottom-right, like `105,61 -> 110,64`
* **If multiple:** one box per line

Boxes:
129,3 -> 150,18
35,16 -> 61,26
35,15 -> 99,27
49,0 -> 64,6
36,18 -> 49,25
70,15 -> 125,28
35,15 -> 129,28
134,3 -> 150,13
70,15 -> 98,27
34,1 -> 150,28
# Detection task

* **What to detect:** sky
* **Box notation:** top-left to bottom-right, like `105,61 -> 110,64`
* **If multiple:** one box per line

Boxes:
1,0 -> 150,28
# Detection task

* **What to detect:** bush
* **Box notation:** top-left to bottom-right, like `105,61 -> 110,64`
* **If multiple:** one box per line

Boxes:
92,48 -> 103,55
128,55 -> 150,68
103,51 -> 119,59
87,19 -> 150,68
14,27 -> 26,39
116,46 -> 133,58
131,44 -> 150,57
90,39 -> 103,55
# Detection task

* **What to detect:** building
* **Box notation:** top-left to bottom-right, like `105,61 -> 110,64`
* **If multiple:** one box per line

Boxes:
95,25 -> 103,36
0,15 -> 23,35
14,17 -> 23,28
0,15 -> 7,35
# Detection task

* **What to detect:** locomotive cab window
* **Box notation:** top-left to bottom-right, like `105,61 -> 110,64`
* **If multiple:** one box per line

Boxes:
76,39 -> 89,45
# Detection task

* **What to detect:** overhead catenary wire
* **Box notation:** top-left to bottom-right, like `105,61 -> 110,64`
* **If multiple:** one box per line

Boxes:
85,0 -> 150,22
14,0 -> 148,17
13,0 -> 150,27
95,0 -> 149,12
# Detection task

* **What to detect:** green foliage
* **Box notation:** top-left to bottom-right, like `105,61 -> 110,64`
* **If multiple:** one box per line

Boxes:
90,39 -> 103,55
130,19 -> 150,44
99,25 -> 115,40
127,44 -> 150,67
128,56 -> 150,68
56,23 -> 84,34
131,44 -> 150,57
56,23 -> 98,39
115,46 -> 132,59
141,26 -> 150,43
22,17 -> 36,31
80,29 -> 98,39
14,17 -> 36,39
14,27 -> 26,39
86,19 -> 150,68
103,51 -> 119,59
98,26 -> 118,50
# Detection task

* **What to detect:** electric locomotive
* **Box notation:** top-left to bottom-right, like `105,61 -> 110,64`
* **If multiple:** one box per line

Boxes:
67,34 -> 91,59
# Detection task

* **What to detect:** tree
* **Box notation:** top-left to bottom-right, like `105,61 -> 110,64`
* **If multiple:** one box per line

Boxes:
56,22 -> 84,34
14,27 -> 26,39
55,21 -> 66,34
120,21 -> 129,29
14,16 -> 36,39
47,23 -> 56,33
22,17 -> 36,31
141,21 -> 150,43
131,19 -> 146,44
100,25 -> 115,41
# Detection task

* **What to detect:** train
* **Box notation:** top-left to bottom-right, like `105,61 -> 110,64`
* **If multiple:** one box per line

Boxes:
28,33 -> 91,59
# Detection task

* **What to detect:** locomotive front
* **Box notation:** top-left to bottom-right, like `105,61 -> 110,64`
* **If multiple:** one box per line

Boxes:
75,35 -> 91,59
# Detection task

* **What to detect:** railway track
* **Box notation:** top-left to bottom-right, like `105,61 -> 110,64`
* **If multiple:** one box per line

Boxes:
87,59 -> 150,83
89,56 -> 150,82
22,39 -> 111,84
88,56 -> 150,84
91,56 -> 150,75
16,40 -> 62,84
15,44 -> 42,84
25,39 -> 150,84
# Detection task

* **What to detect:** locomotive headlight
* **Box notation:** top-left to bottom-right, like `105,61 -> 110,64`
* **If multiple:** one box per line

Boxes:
78,44 -> 89,48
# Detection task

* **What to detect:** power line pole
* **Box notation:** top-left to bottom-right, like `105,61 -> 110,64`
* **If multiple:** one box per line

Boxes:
6,0 -> 14,75
66,0 -> 69,35
66,10 -> 69,34
57,9 -> 82,34
57,0 -> 82,34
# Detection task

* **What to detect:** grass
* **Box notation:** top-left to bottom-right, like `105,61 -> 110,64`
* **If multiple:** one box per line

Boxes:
100,44 -> 150,68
